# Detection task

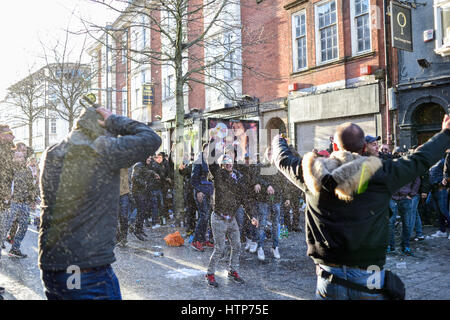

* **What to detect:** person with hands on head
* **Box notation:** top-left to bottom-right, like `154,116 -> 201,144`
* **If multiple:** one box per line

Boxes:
39,105 -> 161,300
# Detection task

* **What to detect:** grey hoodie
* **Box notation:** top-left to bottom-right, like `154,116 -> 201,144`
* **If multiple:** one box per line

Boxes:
38,108 -> 161,271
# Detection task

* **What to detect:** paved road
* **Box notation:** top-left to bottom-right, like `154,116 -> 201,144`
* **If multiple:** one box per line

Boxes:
0,217 -> 449,300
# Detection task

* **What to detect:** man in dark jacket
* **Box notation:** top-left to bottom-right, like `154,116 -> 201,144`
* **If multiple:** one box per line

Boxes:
38,106 -> 161,300
205,154 -> 257,287
388,177 -> 421,255
252,147 -> 284,261
272,116 -> 450,300
0,124 -> 15,299
131,155 -> 165,238
428,155 -> 450,238
179,153 -> 196,235
190,143 -> 215,252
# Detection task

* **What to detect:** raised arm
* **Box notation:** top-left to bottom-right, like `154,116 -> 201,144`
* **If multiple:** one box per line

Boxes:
385,115 -> 450,193
271,135 -> 306,192
94,110 -> 162,171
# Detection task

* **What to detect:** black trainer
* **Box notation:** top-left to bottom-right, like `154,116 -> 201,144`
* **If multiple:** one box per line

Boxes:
134,232 -> 147,241
0,287 -> 5,294
8,249 -> 27,258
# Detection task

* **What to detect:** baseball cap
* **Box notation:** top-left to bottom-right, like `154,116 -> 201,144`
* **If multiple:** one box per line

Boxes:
365,135 -> 381,143
218,154 -> 233,165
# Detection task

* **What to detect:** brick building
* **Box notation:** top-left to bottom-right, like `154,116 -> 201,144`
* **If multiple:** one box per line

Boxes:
88,0 -> 399,156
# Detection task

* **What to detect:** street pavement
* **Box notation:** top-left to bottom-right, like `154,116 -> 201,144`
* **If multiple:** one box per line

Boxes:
0,215 -> 449,300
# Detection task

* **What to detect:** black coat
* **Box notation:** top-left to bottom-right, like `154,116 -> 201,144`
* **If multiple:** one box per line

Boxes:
272,130 -> 450,268
210,163 -> 246,217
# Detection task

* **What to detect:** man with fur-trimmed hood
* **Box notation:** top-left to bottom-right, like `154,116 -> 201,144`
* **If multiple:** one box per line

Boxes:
272,117 -> 450,300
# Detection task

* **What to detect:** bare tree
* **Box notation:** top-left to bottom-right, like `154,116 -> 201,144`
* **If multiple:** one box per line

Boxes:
40,27 -> 93,131
5,68 -> 45,148
81,0 -> 275,222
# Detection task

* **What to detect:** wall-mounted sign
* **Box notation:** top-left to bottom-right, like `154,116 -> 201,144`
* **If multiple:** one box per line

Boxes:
391,1 -> 413,52
423,29 -> 434,42
142,83 -> 154,108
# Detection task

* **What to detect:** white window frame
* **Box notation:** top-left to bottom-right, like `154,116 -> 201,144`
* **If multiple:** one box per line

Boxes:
50,118 -> 57,135
435,0 -> 450,56
315,0 -> 339,65
350,0 -> 372,56
292,10 -> 308,71
224,32 -> 238,80
163,74 -> 174,99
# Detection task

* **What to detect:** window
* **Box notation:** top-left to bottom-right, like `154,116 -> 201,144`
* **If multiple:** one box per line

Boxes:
50,118 -> 57,135
224,33 -> 237,80
122,94 -> 128,117
292,10 -> 307,71
163,74 -> 174,99
351,0 -> 371,55
141,70 -> 146,84
435,0 -> 450,56
315,0 -> 338,64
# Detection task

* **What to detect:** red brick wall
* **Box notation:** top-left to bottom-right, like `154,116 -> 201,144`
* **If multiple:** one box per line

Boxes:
241,0 -> 291,103
187,0 -> 206,111
150,11 -> 162,122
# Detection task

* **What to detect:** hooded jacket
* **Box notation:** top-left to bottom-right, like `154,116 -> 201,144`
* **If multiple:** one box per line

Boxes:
272,130 -> 450,268
38,108 -> 161,271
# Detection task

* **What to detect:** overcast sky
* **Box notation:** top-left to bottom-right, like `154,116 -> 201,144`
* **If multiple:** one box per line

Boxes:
0,0 -> 119,100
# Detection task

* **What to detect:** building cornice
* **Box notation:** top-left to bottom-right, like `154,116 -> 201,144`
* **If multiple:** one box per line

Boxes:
283,0 -> 309,10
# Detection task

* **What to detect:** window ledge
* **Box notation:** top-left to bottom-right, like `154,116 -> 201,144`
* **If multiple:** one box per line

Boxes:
435,45 -> 450,57
290,51 -> 376,77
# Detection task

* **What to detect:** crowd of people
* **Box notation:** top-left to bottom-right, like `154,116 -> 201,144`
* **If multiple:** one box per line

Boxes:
1,103 -> 450,300
117,140 -> 306,287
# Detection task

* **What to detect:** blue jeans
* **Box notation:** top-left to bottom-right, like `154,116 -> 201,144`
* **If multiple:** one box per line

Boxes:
431,188 -> 450,232
256,202 -> 280,249
193,190 -> 210,243
389,198 -> 412,249
409,195 -> 423,237
41,265 -> 122,300
149,190 -> 164,226
9,202 -> 30,251
316,265 -> 387,300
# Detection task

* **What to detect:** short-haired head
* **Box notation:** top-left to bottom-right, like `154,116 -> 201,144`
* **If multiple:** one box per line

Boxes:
334,122 -> 365,154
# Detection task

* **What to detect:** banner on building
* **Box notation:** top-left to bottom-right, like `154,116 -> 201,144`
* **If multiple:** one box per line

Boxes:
207,118 -> 259,163
142,83 -> 154,108
391,1 -> 413,52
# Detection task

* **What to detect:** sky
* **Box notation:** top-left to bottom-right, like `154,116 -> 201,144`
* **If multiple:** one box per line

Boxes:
0,0 -> 120,100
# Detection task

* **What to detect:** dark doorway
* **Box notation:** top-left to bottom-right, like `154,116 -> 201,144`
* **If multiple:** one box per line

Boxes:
412,102 -> 446,147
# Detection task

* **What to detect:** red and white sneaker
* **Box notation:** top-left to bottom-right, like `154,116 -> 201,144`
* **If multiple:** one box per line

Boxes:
205,274 -> 219,287
228,270 -> 245,284
202,241 -> 214,248
191,241 -> 204,252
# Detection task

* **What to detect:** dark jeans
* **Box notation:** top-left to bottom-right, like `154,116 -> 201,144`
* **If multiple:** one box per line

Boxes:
389,198 -> 412,249
8,202 -> 30,251
431,188 -> 450,232
184,190 -> 197,233
41,265 -> 122,300
134,193 -> 151,233
193,190 -> 210,243
241,201 -> 257,242
117,194 -> 130,242
149,190 -> 164,226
